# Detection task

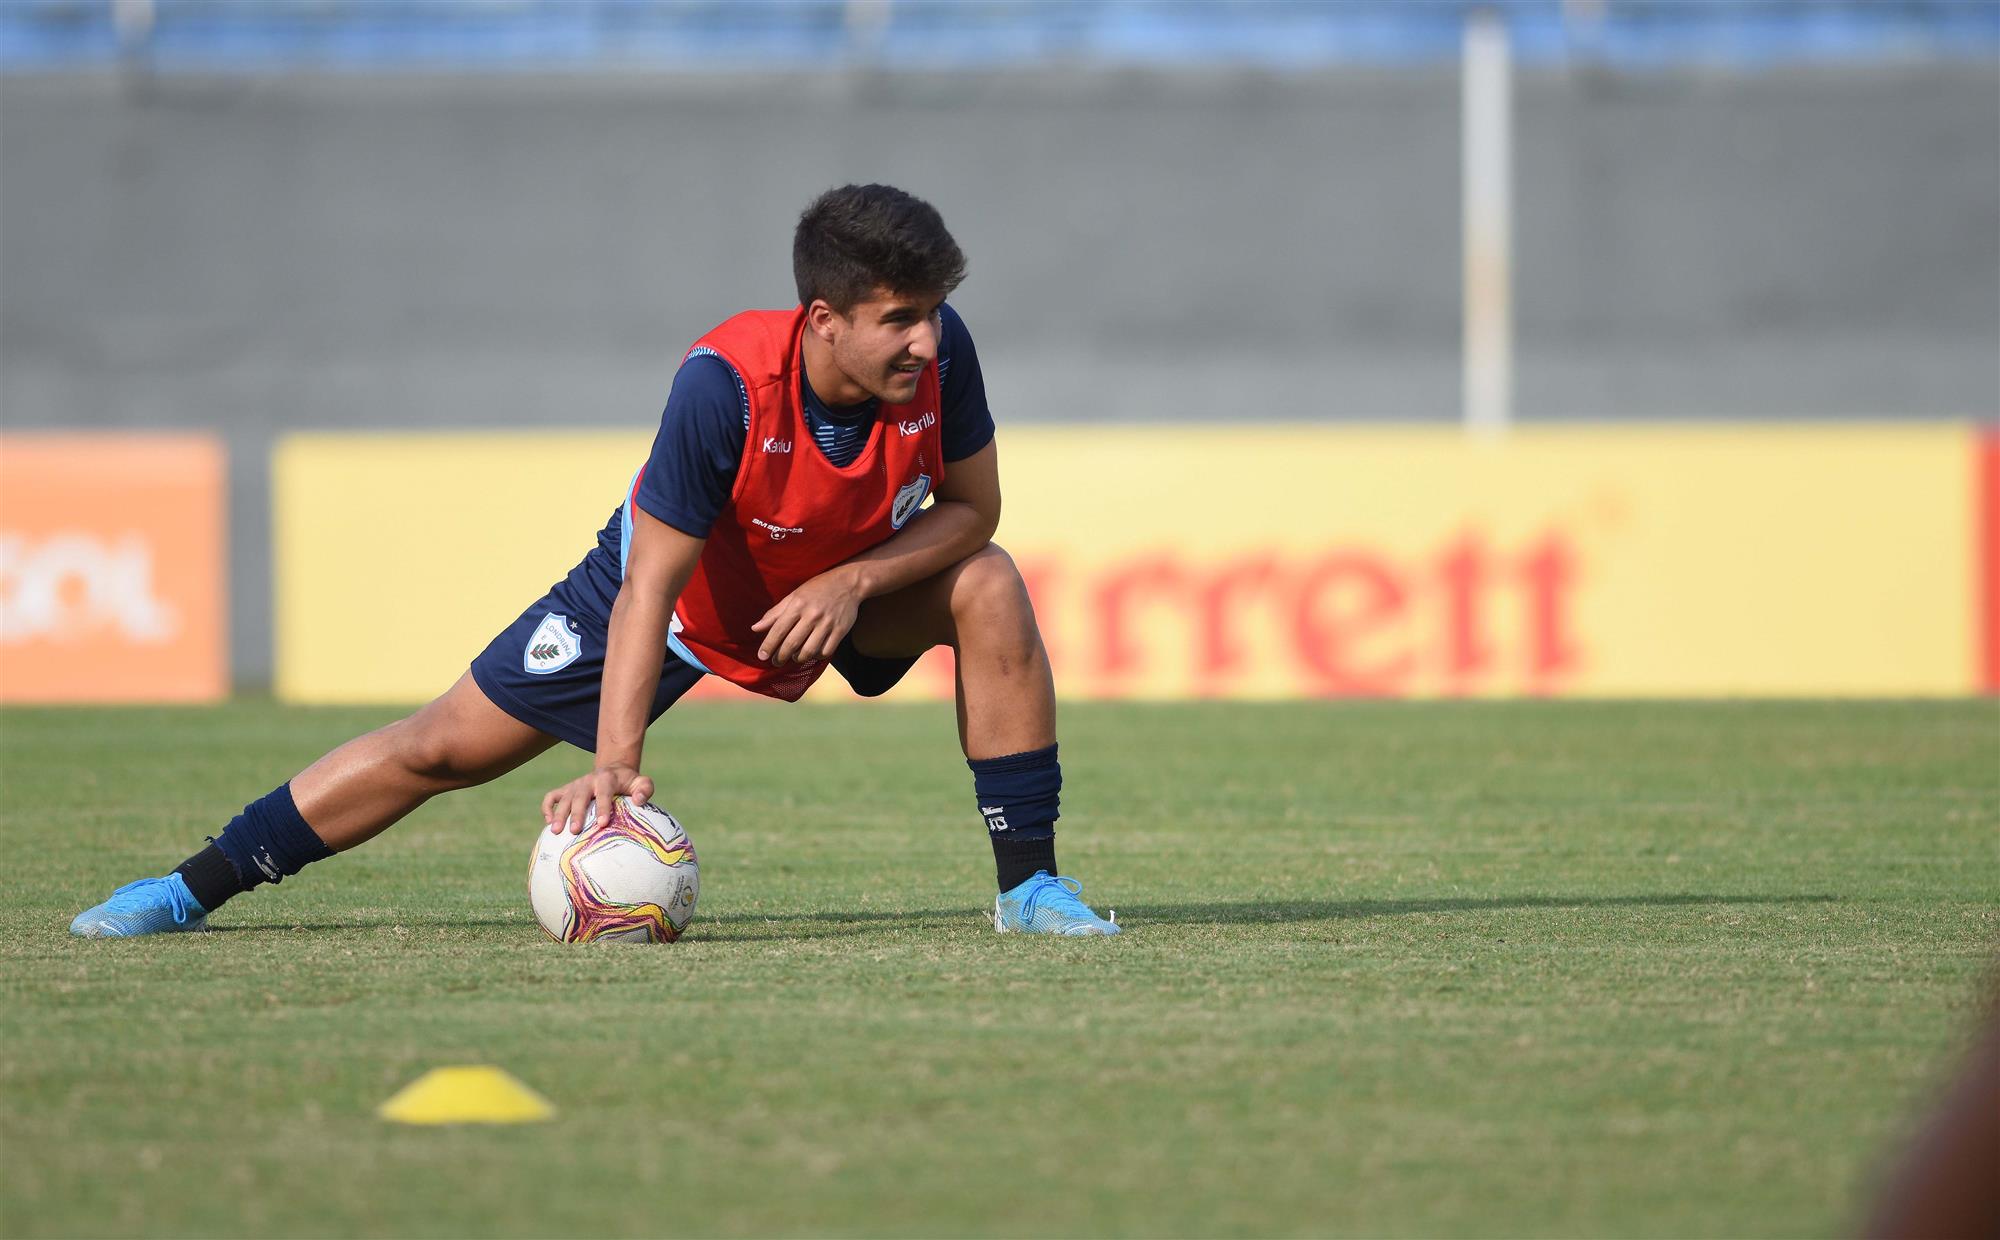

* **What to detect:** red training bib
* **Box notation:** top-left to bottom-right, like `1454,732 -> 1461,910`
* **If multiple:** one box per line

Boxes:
670,307 -> 943,701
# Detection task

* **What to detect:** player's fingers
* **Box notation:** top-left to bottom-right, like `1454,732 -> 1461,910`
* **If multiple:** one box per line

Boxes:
818,613 -> 853,662
631,775 -> 655,804
805,616 -> 839,663
781,606 -> 827,664
807,612 -> 837,661
773,620 -> 805,666
578,783 -> 603,834
776,609 -> 811,662
758,609 -> 797,663
541,788 -> 560,826
791,616 -> 822,663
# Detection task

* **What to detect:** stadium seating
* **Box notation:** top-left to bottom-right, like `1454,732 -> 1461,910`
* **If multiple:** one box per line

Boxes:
2,0 -> 1995,72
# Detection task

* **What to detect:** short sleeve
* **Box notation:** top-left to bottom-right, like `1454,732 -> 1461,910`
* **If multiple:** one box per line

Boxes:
937,303 -> 996,463
632,352 -> 749,538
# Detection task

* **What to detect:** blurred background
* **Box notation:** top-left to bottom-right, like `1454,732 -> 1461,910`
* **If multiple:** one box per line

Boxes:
1,0 -> 1996,703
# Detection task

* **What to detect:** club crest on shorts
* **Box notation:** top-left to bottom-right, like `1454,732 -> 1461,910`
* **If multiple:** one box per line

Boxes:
891,473 -> 932,529
523,612 -> 582,675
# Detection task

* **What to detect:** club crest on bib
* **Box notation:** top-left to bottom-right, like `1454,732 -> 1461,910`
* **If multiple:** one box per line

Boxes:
523,612 -> 582,675
891,473 -> 932,530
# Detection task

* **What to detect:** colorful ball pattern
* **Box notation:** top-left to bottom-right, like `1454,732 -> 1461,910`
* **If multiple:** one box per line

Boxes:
529,796 -> 699,943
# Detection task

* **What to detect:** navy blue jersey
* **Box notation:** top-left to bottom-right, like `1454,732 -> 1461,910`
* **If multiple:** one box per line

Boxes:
556,303 -> 995,627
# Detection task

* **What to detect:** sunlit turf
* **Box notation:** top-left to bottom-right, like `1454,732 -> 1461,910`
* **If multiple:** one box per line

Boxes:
2,699 -> 1995,1238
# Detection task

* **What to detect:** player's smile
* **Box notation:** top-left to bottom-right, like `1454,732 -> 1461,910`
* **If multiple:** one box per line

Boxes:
874,325 -> 935,401
887,357 -> 926,398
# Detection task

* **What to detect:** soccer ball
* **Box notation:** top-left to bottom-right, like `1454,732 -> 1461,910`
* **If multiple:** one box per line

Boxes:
528,796 -> 700,942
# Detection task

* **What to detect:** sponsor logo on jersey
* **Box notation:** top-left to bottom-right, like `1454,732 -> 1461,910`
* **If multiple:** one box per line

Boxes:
761,437 -> 792,454
897,411 -> 937,437
751,517 -> 805,541
891,473 -> 932,530
523,612 -> 583,675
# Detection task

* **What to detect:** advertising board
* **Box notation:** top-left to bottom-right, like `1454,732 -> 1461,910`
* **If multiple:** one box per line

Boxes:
0,434 -> 228,703
274,426 -> 1987,705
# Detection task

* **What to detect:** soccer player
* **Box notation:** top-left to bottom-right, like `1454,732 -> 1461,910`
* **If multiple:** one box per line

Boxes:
71,184 -> 1119,939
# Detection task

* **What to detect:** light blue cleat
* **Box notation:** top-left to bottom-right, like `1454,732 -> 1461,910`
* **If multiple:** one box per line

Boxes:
994,870 -> 1121,936
69,875 -> 208,938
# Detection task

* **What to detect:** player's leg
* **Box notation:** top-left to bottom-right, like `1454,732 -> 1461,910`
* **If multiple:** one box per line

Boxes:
846,542 -> 1054,752
843,542 -> 1118,935
290,672 -> 559,850
69,674 -> 559,938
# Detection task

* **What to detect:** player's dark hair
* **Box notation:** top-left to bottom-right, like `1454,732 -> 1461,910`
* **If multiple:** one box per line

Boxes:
793,184 -> 967,312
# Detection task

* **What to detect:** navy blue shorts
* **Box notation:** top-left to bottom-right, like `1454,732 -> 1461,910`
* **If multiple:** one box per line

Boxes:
470,585 -> 921,752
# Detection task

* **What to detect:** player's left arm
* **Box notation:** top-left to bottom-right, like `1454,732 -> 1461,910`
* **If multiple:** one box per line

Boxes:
753,439 -> 1001,665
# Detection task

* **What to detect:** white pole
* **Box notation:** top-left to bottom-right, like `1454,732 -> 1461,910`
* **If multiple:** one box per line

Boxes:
113,0 -> 155,54
1462,7 -> 1514,437
844,0 -> 892,63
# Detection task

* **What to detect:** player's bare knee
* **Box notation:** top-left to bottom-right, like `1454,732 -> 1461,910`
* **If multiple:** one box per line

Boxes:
949,544 -> 1039,650
948,543 -> 1024,612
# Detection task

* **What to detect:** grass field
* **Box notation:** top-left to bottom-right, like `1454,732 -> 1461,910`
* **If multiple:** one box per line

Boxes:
2,699 -> 1995,1238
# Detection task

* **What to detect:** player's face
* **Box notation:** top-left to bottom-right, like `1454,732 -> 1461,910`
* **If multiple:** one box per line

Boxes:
825,289 -> 944,405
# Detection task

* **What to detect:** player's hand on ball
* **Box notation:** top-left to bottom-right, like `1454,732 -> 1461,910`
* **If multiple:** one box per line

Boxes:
543,765 -> 654,835
752,569 -> 863,665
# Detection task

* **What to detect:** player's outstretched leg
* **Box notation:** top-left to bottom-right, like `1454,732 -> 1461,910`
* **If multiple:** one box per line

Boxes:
847,542 -> 1119,936
70,674 -> 557,937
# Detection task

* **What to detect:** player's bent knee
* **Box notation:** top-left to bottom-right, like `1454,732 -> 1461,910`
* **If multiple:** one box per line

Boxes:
950,544 -> 1031,619
952,546 -> 1038,628
948,544 -> 1042,653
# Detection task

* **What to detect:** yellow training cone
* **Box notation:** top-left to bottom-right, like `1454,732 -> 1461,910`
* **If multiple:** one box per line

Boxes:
377,1066 -> 555,1125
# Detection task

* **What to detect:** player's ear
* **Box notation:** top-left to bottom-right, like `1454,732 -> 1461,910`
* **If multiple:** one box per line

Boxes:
804,299 -> 841,343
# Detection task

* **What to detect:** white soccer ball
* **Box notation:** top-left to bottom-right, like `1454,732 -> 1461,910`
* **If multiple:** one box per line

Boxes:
528,796 -> 700,943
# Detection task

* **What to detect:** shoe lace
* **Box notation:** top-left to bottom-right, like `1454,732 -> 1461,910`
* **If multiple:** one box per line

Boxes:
108,877 -> 197,925
1020,873 -> 1110,926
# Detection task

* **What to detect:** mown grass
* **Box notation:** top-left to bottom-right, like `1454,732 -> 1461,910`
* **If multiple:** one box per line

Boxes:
2,700 -> 1995,1237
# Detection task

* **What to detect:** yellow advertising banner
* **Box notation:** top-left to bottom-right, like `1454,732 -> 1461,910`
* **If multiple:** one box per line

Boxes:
1,433 -> 229,703
275,425 -> 1983,706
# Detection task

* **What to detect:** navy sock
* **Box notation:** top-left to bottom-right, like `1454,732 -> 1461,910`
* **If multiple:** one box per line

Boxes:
969,744 -> 1060,891
210,783 -> 334,896
172,843 -> 244,912
991,834 -> 1057,893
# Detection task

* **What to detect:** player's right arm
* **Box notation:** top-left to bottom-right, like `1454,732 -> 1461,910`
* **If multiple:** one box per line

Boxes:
542,353 -> 747,834
542,508 -> 706,834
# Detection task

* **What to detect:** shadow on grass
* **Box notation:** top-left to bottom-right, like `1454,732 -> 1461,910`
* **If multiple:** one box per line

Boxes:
194,892 -> 1839,939
700,891 -> 1841,929
1114,891 -> 1841,925
198,916 -> 885,944
203,918 -> 526,935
